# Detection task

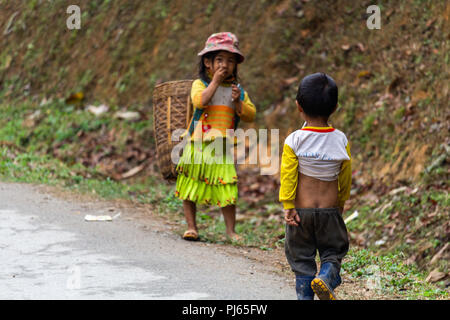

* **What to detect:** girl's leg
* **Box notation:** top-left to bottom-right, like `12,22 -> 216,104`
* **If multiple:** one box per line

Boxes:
220,204 -> 239,238
183,200 -> 197,233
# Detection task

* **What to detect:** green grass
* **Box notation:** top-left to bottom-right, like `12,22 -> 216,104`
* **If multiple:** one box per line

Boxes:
343,248 -> 448,299
345,188 -> 449,249
0,146 -> 143,199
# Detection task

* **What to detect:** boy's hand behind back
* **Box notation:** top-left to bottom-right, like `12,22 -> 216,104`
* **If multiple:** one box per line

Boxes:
284,209 -> 300,227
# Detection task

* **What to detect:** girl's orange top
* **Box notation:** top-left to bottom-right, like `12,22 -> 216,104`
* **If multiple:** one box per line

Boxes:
182,79 -> 256,141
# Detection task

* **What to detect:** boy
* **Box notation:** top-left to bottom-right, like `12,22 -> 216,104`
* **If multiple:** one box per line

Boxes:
279,73 -> 352,300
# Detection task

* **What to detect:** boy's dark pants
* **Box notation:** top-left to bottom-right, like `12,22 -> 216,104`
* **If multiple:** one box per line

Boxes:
285,208 -> 349,279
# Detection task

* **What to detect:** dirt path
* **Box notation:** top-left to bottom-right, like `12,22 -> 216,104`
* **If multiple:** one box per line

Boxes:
0,182 -> 296,299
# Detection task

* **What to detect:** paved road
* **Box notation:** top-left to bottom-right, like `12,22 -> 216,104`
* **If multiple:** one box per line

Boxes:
0,182 -> 294,300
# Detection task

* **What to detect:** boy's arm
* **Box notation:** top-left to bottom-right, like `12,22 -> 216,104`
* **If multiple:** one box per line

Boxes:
236,91 -> 256,123
338,143 -> 352,212
279,143 -> 299,210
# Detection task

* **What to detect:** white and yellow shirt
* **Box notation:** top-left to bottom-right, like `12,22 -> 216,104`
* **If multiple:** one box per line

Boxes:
184,79 -> 256,141
279,125 -> 352,209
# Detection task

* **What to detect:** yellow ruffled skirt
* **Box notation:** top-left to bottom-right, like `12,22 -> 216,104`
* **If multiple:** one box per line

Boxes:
174,139 -> 237,207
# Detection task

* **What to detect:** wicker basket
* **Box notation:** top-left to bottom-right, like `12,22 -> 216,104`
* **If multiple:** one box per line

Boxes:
153,80 -> 194,181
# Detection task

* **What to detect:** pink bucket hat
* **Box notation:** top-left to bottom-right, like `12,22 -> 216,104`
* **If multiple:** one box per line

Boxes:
197,32 -> 245,63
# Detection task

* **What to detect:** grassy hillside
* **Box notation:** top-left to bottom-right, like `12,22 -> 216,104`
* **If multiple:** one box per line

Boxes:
1,0 -> 448,179
0,0 -> 448,297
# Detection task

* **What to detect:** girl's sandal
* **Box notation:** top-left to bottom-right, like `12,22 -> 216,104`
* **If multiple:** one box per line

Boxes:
183,230 -> 199,241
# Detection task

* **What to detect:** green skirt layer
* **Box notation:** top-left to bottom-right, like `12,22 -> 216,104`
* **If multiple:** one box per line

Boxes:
175,140 -> 238,207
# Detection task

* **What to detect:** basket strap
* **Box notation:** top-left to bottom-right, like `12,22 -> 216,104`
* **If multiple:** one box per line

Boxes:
235,84 -> 244,130
167,96 -> 171,142
186,95 -> 192,128
188,108 -> 204,136
185,79 -> 209,136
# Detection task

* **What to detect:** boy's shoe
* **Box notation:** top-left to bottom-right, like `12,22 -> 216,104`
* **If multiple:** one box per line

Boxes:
311,262 -> 341,300
311,277 -> 337,300
295,275 -> 315,300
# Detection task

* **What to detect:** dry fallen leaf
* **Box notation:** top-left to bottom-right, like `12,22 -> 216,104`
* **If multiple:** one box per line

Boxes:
429,243 -> 450,265
65,92 -> 84,105
282,77 -> 298,87
412,90 -> 429,103
356,42 -> 365,52
300,29 -> 310,38
358,70 -> 372,78
426,269 -> 447,283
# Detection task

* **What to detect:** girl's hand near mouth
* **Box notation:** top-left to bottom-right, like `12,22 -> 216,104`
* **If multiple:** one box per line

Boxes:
212,66 -> 227,84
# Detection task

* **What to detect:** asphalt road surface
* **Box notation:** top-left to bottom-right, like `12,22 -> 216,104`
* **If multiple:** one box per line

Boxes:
0,182 -> 294,300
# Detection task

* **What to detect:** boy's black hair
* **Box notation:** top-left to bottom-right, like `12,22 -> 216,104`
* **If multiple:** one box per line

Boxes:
296,73 -> 338,119
198,51 -> 239,83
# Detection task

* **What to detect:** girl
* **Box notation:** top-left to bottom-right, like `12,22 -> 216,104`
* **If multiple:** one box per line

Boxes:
175,32 -> 256,241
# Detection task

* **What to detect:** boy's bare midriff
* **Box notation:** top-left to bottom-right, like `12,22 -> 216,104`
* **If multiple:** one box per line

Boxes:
295,173 -> 339,208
